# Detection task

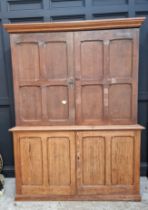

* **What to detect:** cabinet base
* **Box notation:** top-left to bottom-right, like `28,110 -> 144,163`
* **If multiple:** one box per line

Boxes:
15,194 -> 141,201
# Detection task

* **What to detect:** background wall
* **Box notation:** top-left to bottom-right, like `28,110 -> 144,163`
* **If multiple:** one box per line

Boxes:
0,0 -> 148,177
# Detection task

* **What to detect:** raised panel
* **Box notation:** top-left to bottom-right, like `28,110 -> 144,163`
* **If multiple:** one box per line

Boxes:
20,87 -> 42,121
20,137 -> 43,185
47,86 -> 69,120
111,136 -> 134,185
17,43 -> 40,81
44,42 -> 68,79
81,85 -> 103,120
109,84 -> 132,119
47,137 -> 71,185
81,136 -> 105,185
81,41 -> 103,79
46,132 -> 76,195
109,39 -> 133,77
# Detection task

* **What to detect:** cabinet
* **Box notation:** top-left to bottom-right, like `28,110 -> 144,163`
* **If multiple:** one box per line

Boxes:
4,17 -> 145,201
10,125 -> 142,201
8,22 -> 142,125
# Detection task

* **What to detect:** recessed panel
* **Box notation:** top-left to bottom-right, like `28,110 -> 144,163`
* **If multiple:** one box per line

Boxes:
20,137 -> 43,185
109,39 -> 133,77
82,136 -> 105,185
47,86 -> 69,120
45,42 -> 68,79
111,136 -> 134,185
20,87 -> 42,121
93,0 -> 127,5
18,43 -> 39,80
82,85 -> 103,120
47,137 -> 71,185
109,84 -> 132,119
51,0 -> 84,8
81,41 -> 103,79
8,0 -> 42,11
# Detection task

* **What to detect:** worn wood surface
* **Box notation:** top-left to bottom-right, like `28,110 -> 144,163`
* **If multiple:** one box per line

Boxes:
4,17 -> 145,33
12,128 -> 142,201
10,27 -> 140,125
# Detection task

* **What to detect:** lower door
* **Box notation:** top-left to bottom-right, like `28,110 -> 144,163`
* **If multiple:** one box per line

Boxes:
15,131 -> 76,196
76,131 -> 138,195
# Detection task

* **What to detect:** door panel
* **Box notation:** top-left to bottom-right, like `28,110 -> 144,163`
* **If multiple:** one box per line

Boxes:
47,86 -> 69,121
10,32 -> 75,125
17,43 -> 40,81
109,39 -> 133,77
44,42 -> 68,79
20,137 -> 43,186
111,136 -> 134,185
74,29 -> 139,124
77,131 -> 137,195
77,132 -> 106,194
20,86 -> 42,121
18,131 -> 76,195
81,41 -> 103,79
109,84 -> 132,120
47,132 -> 76,195
81,85 -> 103,120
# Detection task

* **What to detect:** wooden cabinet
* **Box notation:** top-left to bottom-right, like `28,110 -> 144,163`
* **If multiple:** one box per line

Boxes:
5,17 -> 145,201
11,126 -> 142,201
7,20 -> 143,125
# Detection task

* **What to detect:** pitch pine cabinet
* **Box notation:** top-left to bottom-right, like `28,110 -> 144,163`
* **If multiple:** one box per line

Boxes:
10,125 -> 143,201
4,17 -> 145,201
5,18 -> 145,126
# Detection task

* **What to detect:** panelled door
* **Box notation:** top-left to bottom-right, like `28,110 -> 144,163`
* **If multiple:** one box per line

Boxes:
10,32 -> 75,125
74,29 -> 139,125
14,131 -> 76,195
76,131 -> 138,195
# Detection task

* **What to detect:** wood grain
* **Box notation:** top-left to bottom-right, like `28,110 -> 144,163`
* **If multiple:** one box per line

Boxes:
4,17 -> 145,33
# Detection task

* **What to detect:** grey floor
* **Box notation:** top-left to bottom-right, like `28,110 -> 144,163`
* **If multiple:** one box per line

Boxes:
0,178 -> 148,210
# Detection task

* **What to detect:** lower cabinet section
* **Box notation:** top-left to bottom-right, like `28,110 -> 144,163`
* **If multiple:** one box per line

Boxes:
11,126 -> 143,201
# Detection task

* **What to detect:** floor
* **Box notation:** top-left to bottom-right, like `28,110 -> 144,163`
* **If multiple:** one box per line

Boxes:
0,178 -> 148,210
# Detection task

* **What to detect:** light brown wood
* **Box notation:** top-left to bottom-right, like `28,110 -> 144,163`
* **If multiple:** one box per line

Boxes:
7,18 -> 143,125
10,32 -> 75,125
14,131 -> 76,196
15,193 -> 141,201
11,127 -> 142,201
74,28 -> 139,124
4,17 -> 145,33
7,18 -> 144,201
9,124 -> 144,132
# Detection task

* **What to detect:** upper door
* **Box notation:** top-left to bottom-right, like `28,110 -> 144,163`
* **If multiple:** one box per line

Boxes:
10,32 -> 75,125
74,28 -> 139,125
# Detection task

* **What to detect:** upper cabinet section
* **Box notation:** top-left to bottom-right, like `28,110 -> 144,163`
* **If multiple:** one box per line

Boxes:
4,18 -> 145,125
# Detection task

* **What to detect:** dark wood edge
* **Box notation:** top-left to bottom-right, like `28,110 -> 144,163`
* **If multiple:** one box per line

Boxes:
3,17 -> 145,33
9,124 -> 145,132
15,194 -> 141,201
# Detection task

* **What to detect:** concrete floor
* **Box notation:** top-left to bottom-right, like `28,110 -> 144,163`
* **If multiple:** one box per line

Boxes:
0,178 -> 148,210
